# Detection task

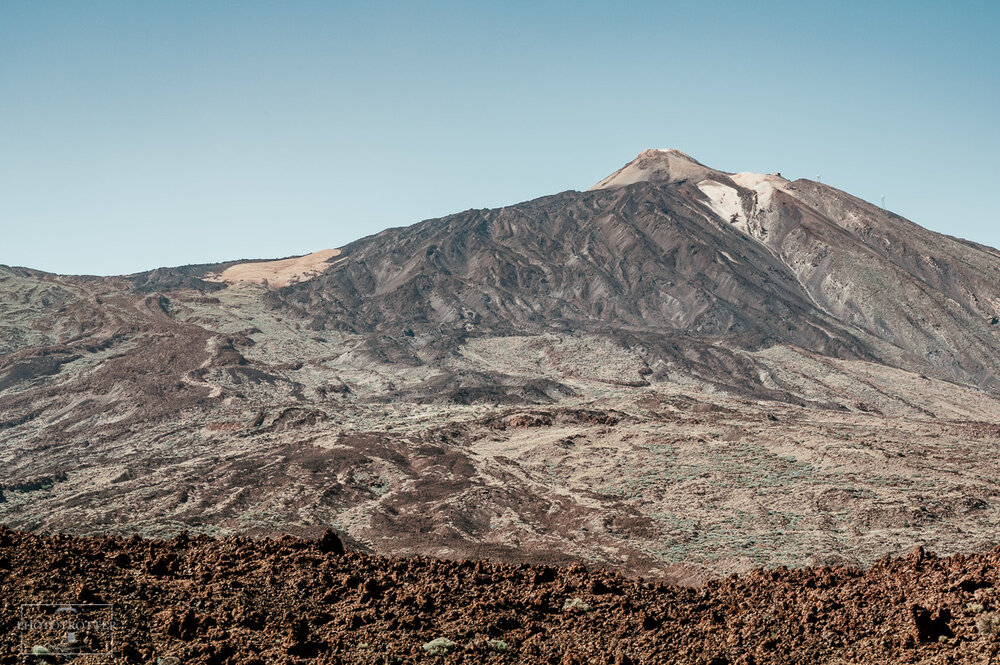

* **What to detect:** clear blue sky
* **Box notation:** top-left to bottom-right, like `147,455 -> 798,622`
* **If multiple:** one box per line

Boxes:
1,1 -> 998,275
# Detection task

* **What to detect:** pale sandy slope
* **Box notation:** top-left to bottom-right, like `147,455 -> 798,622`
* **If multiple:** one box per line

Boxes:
206,248 -> 342,287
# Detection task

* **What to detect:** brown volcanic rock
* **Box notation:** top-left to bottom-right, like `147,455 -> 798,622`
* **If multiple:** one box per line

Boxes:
3,529 -> 1000,663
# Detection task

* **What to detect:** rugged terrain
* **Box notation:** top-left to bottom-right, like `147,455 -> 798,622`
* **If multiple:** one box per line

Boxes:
3,149 -> 1000,584
4,528 -> 1000,664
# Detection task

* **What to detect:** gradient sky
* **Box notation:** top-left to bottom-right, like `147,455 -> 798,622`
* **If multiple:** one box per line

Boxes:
1,1 -> 998,275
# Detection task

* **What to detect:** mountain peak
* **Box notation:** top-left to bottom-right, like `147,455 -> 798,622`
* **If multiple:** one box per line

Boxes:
589,148 -> 724,191
644,147 -> 695,159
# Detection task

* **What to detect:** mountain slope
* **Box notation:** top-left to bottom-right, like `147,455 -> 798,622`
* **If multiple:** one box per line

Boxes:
269,184 -> 866,354
262,148 -> 1000,394
686,163 -> 1000,391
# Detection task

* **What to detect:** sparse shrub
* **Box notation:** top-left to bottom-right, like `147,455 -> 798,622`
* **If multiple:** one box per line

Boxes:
976,613 -> 1000,637
31,646 -> 50,656
423,637 -> 456,655
967,602 -> 985,615
487,638 -> 509,652
563,597 -> 592,613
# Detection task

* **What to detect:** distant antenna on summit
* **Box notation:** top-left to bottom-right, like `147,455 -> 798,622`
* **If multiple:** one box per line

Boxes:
881,195 -> 886,210
816,174 -> 821,183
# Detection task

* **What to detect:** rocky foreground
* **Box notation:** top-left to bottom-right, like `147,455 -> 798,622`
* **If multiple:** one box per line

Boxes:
1,529 -> 1000,664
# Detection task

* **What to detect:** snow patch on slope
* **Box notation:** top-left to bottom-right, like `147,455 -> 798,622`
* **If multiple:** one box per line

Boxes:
697,171 -> 798,237
697,179 -> 745,227
731,172 -> 791,210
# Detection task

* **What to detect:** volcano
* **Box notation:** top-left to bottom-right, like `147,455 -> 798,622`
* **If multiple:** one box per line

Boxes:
3,150 -> 1000,582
